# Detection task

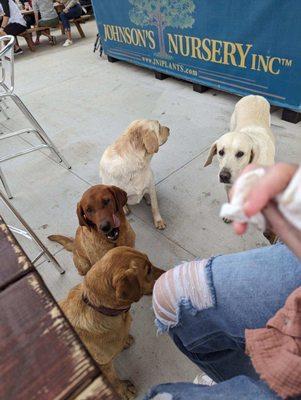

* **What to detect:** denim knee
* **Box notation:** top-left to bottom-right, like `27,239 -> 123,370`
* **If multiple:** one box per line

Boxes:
153,258 -> 217,333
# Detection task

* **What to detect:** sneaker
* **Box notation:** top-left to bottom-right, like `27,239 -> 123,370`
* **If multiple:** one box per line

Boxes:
62,39 -> 73,47
193,373 -> 216,386
14,48 -> 23,55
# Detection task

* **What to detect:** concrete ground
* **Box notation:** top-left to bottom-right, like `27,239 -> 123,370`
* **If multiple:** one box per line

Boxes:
1,20 -> 300,398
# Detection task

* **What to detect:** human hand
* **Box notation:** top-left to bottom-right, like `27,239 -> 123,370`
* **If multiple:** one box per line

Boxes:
232,163 -> 301,258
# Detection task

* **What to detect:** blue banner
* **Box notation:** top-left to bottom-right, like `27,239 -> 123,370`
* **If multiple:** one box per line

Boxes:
92,0 -> 301,111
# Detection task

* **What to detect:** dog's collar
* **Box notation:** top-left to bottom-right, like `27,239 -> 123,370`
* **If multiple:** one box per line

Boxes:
82,295 -> 130,316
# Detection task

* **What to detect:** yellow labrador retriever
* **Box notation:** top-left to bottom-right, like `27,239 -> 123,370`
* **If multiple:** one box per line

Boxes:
204,95 -> 275,195
100,120 -> 170,230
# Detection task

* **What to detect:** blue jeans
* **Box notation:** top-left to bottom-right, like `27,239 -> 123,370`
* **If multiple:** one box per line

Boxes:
144,244 -> 301,399
59,4 -> 82,31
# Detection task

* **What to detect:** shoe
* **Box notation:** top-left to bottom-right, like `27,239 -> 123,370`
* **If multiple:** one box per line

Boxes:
193,373 -> 216,386
49,35 -> 57,46
14,48 -> 23,55
62,39 -> 73,47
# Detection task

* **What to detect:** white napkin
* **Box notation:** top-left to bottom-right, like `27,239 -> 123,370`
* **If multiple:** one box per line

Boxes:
220,166 -> 301,231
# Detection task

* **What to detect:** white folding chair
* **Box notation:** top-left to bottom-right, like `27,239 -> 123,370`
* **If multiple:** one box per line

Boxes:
0,35 -> 71,199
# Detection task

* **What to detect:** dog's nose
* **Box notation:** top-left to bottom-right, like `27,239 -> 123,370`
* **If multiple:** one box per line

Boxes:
219,170 -> 231,183
100,221 -> 111,233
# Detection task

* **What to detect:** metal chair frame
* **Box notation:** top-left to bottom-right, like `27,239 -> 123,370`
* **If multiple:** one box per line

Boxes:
0,35 -> 71,199
0,189 -> 65,274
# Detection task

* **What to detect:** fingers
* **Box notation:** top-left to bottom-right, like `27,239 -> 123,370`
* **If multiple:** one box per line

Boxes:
263,202 -> 301,259
244,163 -> 297,217
233,221 -> 247,235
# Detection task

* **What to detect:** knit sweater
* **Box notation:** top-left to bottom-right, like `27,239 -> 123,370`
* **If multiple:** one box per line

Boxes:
246,286 -> 301,399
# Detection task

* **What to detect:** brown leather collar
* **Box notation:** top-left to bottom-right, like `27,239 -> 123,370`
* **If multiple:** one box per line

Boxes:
82,295 -> 130,317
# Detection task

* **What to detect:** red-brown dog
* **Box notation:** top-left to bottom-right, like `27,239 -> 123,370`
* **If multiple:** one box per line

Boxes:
49,185 -> 136,275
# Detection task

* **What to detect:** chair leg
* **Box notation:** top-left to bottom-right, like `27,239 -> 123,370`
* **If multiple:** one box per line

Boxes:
0,101 -> 9,120
9,94 -> 71,169
0,166 -> 13,199
0,190 -> 65,274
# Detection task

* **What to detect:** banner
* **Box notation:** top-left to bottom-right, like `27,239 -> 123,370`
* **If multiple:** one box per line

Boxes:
92,0 -> 301,111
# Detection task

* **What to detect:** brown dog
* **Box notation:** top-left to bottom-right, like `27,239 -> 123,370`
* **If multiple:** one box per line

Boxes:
49,185 -> 136,275
60,246 -> 164,400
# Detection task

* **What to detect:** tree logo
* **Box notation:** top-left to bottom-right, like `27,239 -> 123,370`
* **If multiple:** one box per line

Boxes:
129,0 -> 195,58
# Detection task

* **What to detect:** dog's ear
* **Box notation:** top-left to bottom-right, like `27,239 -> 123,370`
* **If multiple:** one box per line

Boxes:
143,130 -> 159,154
109,186 -> 128,212
114,269 -> 141,303
76,202 -> 90,229
249,149 -> 255,164
204,143 -> 217,167
249,142 -> 259,164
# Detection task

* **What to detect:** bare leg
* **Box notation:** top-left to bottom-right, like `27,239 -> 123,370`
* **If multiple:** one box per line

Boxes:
66,29 -> 72,41
148,177 -> 165,230
101,362 -> 136,400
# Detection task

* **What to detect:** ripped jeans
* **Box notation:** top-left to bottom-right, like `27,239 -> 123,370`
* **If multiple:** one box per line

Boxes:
145,243 -> 301,400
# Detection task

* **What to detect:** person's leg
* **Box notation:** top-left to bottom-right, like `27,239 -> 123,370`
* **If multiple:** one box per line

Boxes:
153,243 -> 301,382
144,377 -> 281,400
3,23 -> 27,52
60,5 -> 82,43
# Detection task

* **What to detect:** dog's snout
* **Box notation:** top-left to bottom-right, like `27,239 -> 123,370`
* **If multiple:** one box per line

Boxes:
100,221 -> 111,233
219,169 -> 231,183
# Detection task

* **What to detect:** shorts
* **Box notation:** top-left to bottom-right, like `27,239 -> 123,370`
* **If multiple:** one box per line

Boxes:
38,17 -> 59,28
4,23 -> 27,36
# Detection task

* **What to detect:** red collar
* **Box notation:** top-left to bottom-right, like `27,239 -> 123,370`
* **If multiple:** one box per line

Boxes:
82,295 -> 130,317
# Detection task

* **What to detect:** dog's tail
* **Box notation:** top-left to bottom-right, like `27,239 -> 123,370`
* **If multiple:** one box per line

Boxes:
48,235 -> 74,252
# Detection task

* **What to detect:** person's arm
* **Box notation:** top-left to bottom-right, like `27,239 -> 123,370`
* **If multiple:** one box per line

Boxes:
63,0 -> 78,12
0,0 -> 10,34
232,163 -> 301,258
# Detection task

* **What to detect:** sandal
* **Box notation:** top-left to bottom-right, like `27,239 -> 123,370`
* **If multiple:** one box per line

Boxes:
49,35 -> 57,46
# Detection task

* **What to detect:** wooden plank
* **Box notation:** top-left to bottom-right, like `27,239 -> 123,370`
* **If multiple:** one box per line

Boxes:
74,377 -> 119,400
0,272 -> 99,400
0,218 -> 33,289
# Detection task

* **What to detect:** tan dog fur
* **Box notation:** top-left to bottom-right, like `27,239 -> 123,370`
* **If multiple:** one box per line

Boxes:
100,120 -> 170,230
60,246 -> 164,400
204,95 -> 275,187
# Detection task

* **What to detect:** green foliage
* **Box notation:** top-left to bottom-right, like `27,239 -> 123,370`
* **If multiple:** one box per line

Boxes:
129,0 -> 195,29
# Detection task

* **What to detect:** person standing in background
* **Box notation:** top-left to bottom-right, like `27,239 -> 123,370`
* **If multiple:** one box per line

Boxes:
58,0 -> 82,47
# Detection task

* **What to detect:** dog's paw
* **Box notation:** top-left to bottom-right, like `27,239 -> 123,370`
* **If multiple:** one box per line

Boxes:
123,205 -> 131,215
155,219 -> 166,230
124,335 -> 135,350
121,380 -> 136,400
223,217 -> 232,224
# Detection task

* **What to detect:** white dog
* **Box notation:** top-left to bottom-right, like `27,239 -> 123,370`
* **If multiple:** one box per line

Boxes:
100,120 -> 170,230
204,95 -> 275,194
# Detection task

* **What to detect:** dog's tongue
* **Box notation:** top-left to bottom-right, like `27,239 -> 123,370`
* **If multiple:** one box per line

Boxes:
113,214 -> 120,228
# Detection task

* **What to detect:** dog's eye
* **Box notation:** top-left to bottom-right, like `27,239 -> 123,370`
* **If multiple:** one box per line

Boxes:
147,265 -> 152,275
103,199 -> 110,206
86,207 -> 93,213
236,151 -> 244,158
218,149 -> 225,157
